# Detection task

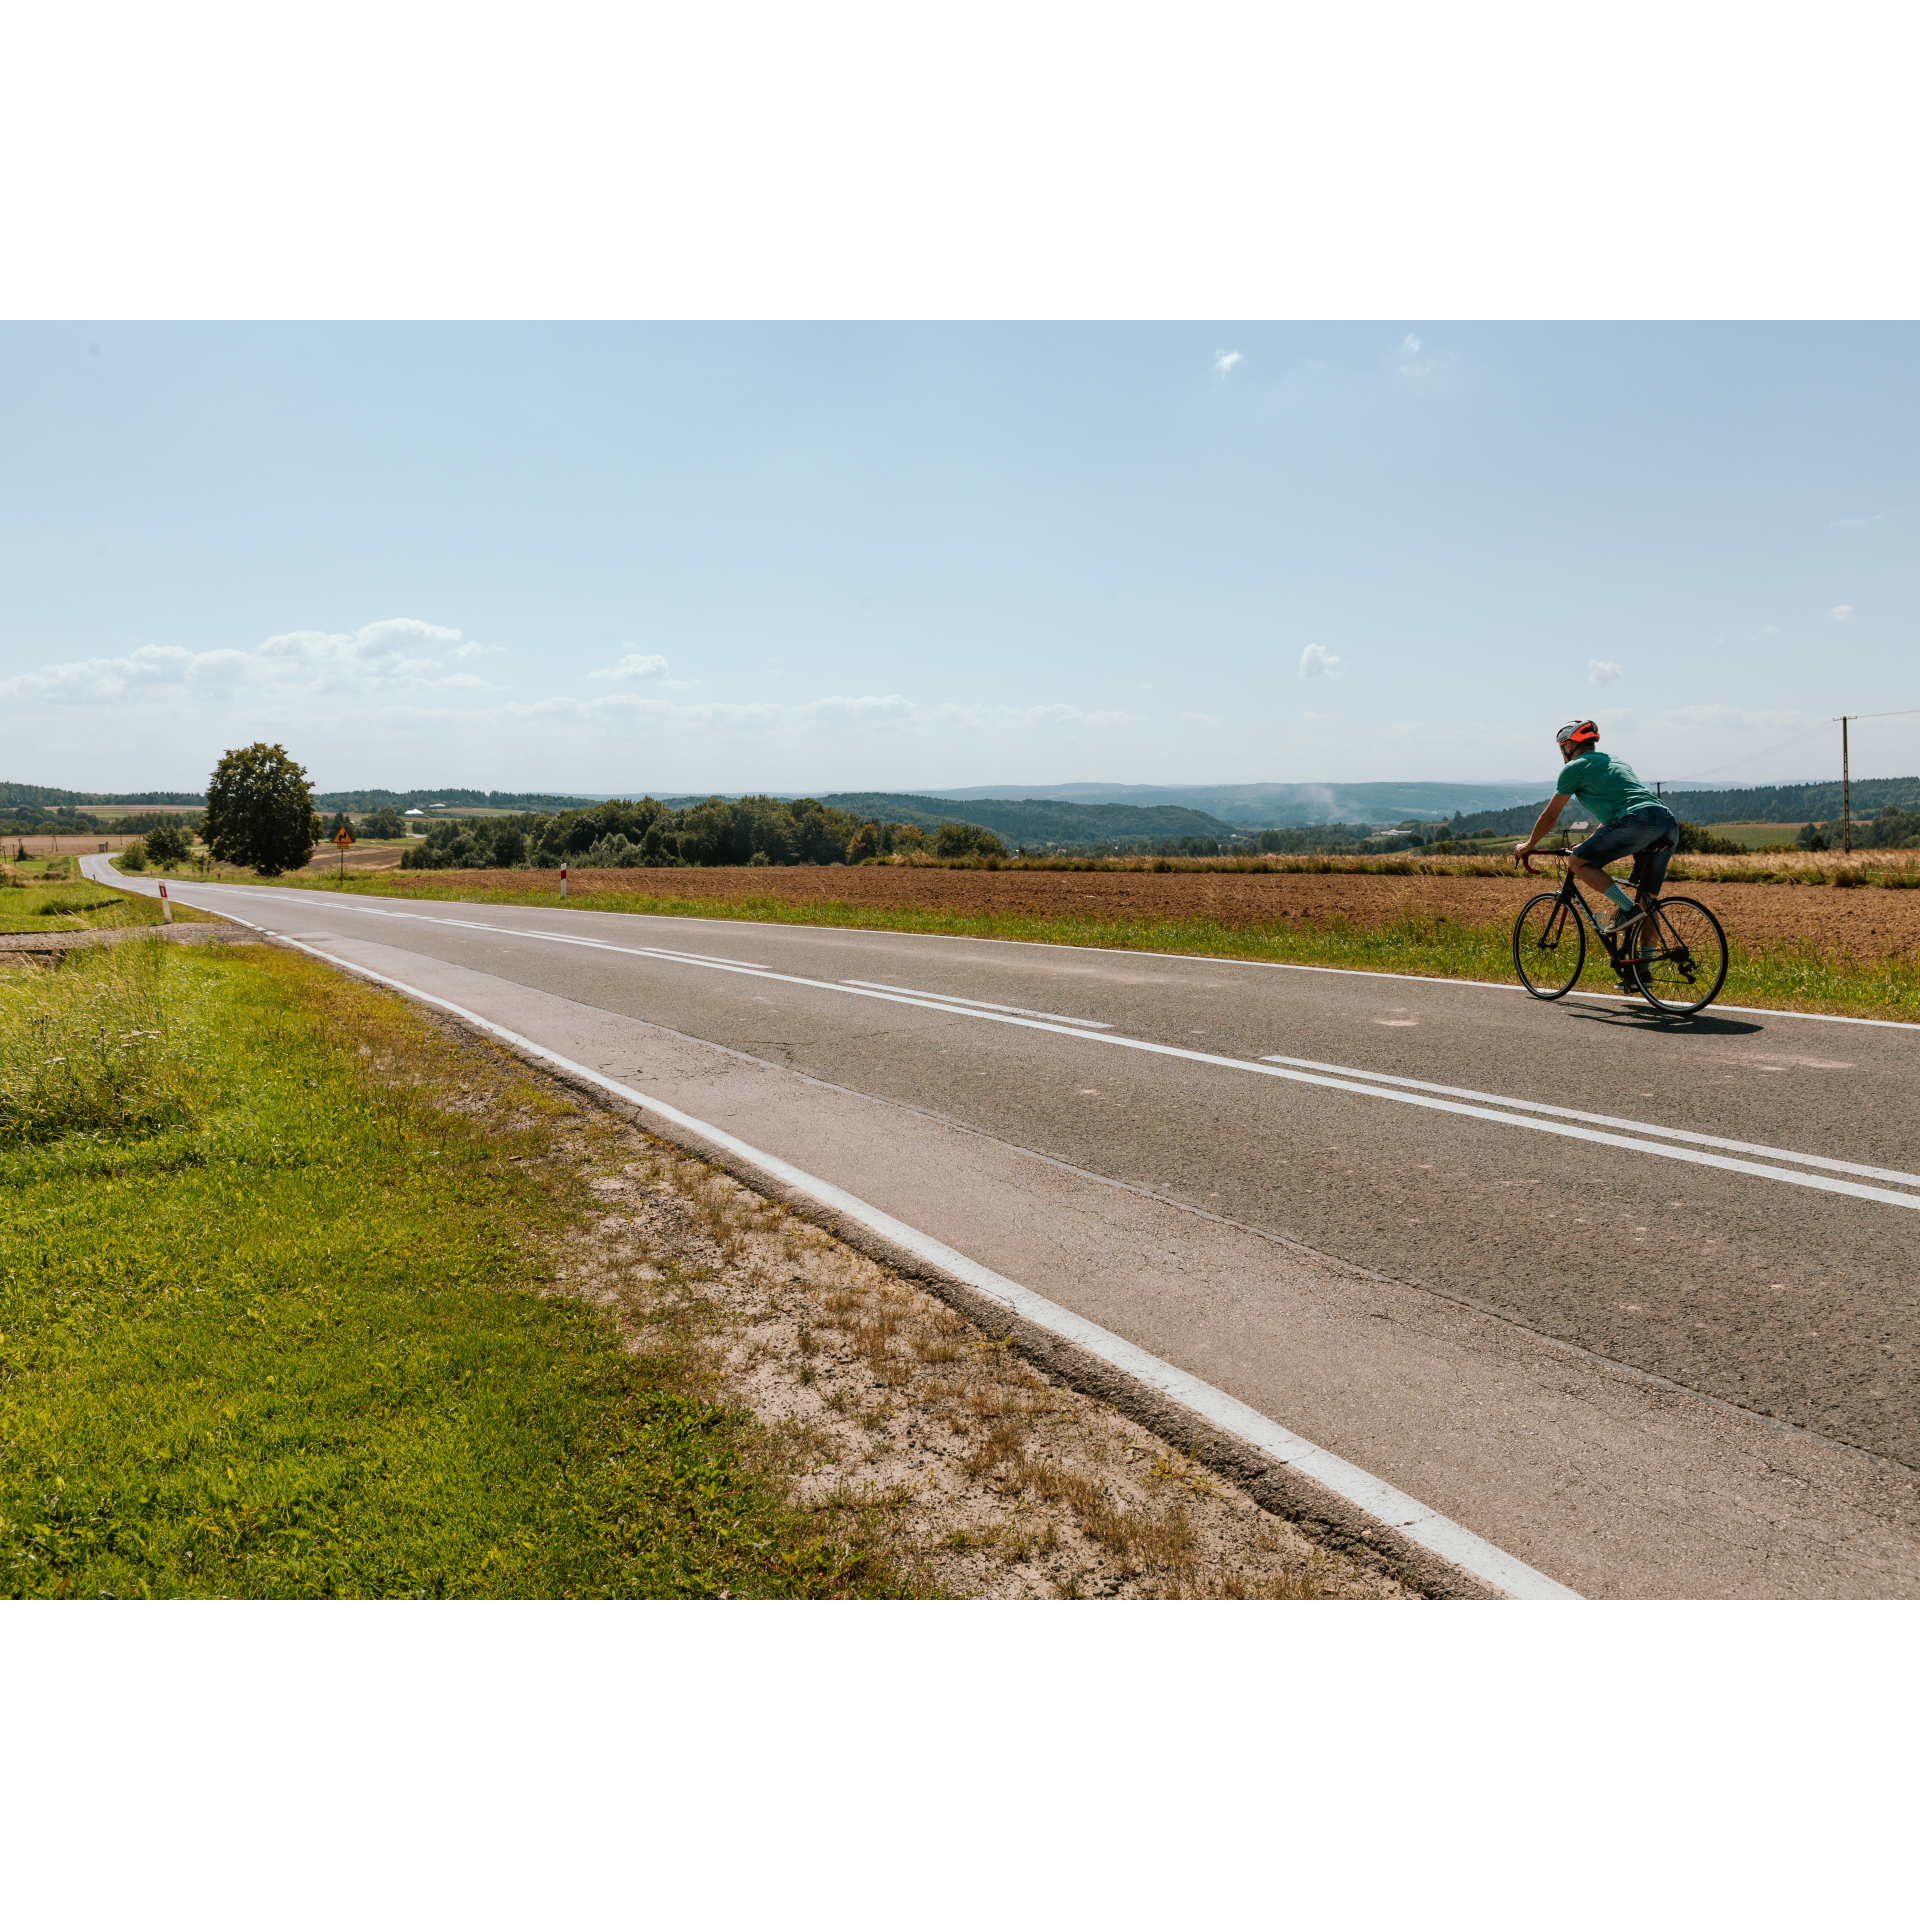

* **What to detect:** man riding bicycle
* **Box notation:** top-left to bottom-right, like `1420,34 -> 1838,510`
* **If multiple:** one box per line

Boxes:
1514,721 -> 1679,974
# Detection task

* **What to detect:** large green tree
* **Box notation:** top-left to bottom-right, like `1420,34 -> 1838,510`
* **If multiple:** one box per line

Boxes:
203,743 -> 322,876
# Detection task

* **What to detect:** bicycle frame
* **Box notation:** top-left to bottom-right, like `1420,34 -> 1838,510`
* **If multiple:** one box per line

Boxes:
1515,842 -> 1725,1013
1530,855 -> 1657,974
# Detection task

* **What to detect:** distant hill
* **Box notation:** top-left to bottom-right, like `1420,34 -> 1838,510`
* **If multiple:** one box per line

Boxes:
816,792 -> 1234,846
312,788 -> 593,813
1661,777 -> 1920,825
917,781 -> 1556,825
0,781 -> 206,808
1451,775 -> 1920,839
1449,799 -> 1599,838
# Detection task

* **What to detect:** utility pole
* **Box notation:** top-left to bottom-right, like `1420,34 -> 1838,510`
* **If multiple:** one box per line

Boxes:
1839,714 -> 1854,853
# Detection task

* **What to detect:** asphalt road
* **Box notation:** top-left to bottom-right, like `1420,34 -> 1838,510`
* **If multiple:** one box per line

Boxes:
93,862 -> 1920,1597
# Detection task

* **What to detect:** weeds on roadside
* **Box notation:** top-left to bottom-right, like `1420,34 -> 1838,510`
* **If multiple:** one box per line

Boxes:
0,940 -> 203,1146
0,944 -> 912,1599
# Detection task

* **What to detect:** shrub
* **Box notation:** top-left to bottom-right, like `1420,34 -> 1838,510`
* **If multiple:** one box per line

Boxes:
120,842 -> 148,871
582,832 -> 641,868
934,821 -> 1006,859
143,821 -> 191,865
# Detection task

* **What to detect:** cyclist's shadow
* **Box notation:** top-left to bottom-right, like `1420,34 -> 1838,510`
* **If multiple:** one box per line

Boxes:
1563,1003 -> 1765,1037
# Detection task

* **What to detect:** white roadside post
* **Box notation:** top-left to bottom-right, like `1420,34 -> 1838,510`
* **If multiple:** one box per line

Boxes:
158,881 -> 173,924
560,861 -> 567,900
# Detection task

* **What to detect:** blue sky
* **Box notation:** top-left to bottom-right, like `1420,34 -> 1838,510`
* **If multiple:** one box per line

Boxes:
2,322 -> 1914,798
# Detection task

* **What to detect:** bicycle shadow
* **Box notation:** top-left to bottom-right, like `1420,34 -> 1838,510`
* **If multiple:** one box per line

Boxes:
1563,1002 -> 1765,1037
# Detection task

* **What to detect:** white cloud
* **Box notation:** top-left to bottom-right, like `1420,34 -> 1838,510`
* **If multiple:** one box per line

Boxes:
1402,333 -> 1420,353
587,652 -> 670,682
0,617 -> 496,706
1299,644 -> 1341,679
1832,515 -> 1882,528
1213,349 -> 1241,376
1761,624 -> 1779,634
1829,604 -> 1853,621
1179,712 -> 1222,729
1588,658 -> 1624,686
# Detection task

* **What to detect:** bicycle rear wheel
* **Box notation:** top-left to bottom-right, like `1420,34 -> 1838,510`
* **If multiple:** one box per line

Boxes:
1512,892 -> 1585,999
1634,896 -> 1728,1014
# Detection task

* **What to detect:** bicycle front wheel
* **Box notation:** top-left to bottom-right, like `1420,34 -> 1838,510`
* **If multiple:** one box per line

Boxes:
1513,892 -> 1586,999
1635,896 -> 1729,1014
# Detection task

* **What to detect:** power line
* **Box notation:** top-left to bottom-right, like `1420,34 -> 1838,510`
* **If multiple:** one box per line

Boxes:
1672,704 -> 1920,787
1683,719 -> 1837,783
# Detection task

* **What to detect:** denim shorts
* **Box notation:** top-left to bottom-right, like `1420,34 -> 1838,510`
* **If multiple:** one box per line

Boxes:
1573,804 -> 1678,893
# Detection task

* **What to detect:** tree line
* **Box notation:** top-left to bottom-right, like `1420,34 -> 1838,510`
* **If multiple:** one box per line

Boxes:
1798,806 -> 1920,851
398,795 -> 1008,870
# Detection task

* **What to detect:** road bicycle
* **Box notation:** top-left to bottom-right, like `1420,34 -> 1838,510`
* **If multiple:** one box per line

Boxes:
1512,849 -> 1728,1016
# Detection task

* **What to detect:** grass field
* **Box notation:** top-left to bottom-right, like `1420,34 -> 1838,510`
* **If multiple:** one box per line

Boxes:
0,940 -> 911,1598
182,861 -> 1920,1023
1695,822 -> 1805,851
1,858 -> 202,934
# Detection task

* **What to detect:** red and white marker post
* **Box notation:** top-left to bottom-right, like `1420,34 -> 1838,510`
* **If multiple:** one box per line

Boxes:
157,881 -> 172,924
560,862 -> 567,900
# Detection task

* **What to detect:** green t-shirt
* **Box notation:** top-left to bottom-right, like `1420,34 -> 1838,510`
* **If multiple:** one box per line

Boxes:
1555,750 -> 1660,826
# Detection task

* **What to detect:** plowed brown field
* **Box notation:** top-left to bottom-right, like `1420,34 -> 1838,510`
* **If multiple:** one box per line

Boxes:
357,863 -> 1920,962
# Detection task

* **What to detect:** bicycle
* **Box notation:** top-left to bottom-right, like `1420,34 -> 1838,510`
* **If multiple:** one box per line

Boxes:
1511,849 -> 1729,1016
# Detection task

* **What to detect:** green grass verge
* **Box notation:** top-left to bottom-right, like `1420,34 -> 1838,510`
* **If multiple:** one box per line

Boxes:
0,941 -> 909,1598
199,868 -> 1920,1024
0,861 -> 182,934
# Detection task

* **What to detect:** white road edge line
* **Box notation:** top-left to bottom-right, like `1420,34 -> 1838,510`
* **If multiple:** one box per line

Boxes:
99,867 -> 1920,1032
1262,1054 -> 1920,1190
109,867 -> 1920,1213
247,920 -> 1578,1602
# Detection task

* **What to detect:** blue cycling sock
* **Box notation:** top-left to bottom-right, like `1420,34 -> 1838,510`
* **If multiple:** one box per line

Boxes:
1603,882 -> 1634,914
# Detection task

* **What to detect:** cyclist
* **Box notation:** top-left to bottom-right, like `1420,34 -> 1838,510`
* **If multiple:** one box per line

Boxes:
1515,720 -> 1679,969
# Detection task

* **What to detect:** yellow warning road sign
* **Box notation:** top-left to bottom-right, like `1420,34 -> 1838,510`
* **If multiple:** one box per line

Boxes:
334,828 -> 353,848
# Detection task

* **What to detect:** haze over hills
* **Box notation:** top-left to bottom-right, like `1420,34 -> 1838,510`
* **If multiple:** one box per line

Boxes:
898,782 -> 1557,824
814,793 -> 1234,845
303,780 -> 1560,830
